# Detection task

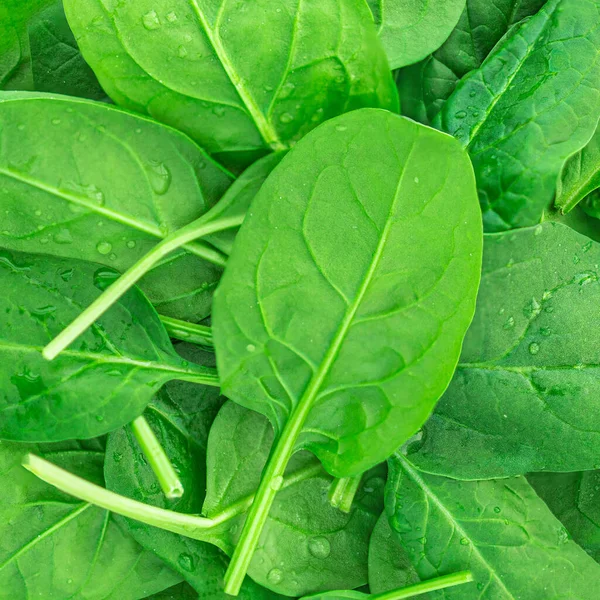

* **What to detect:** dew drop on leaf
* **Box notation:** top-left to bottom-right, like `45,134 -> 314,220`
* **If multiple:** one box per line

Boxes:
178,553 -> 195,572
142,10 -> 161,30
96,241 -> 113,255
493,506 -> 501,513
455,110 -> 467,119
146,161 -> 172,195
459,537 -> 470,546
112,451 -> 123,463
267,568 -> 283,584
529,342 -> 540,355
270,475 -> 284,491
280,112 -> 293,123
308,536 -> 331,559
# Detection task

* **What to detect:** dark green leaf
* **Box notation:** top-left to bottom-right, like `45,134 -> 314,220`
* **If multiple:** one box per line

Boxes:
213,108 -> 482,478
28,2 -> 108,100
435,0 -> 600,230
0,249 -> 216,442
62,0 -> 398,170
366,0 -> 465,69
386,453 -> 600,598
0,92 -> 233,321
529,470 -> 600,563
544,205 -> 600,243
0,438 -> 181,599
397,0 -> 545,124
409,222 -> 600,478
143,582 -> 198,600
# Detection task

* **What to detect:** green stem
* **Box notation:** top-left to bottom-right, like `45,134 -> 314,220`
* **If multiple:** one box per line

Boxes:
371,571 -> 473,599
328,474 -> 362,513
42,215 -> 243,361
160,316 -> 213,348
22,453 -> 323,539
131,416 -> 184,500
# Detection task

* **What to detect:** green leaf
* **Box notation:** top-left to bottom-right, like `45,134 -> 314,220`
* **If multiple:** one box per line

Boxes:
396,0 -> 545,124
143,582 -> 198,599
0,0 -> 55,89
0,249 -> 217,442
105,396 -> 384,597
28,2 -> 108,100
529,471 -> 600,563
214,108 -> 482,477
544,204 -> 600,243
368,513 -> 419,594
0,92 -> 233,321
62,0 -> 399,171
435,0 -> 600,231
409,222 -> 600,479
366,0 -> 465,69
386,453 -> 600,599
0,438 -> 181,599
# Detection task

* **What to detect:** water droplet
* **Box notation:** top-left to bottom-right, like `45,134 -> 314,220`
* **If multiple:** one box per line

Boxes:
583,240 -> 593,253
280,112 -> 293,124
142,10 -> 161,30
178,553 -> 195,572
459,537 -> 470,546
503,316 -> 515,329
308,536 -> 331,559
166,11 -> 178,22
493,506 -> 501,513
112,451 -> 123,463
246,344 -> 256,352
126,240 -> 136,249
63,181 -> 105,205
477,582 -> 485,591
51,118 -> 61,125
279,82 -> 295,99
469,90 -> 477,98
213,106 -> 225,117
54,229 -> 73,245
558,526 -> 569,544
59,268 -> 74,282
96,241 -> 112,255
146,161 -> 172,195
178,46 -> 188,58
529,342 -> 540,355
17,123 -> 25,131
455,110 -> 467,119
95,414 -> 104,422
270,476 -> 284,491
540,326 -> 551,337
573,254 -> 581,264
414,177 -> 419,184
267,568 -> 283,584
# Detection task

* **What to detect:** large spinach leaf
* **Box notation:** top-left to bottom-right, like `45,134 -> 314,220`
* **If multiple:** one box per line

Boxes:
366,0 -> 465,70
545,204 -> 600,243
529,470 -> 600,562
435,0 -> 600,231
213,108 -> 482,593
0,249 -> 217,442
408,222 -> 600,479
386,453 -> 600,599
0,438 -> 181,599
28,2 -> 108,100
0,92 -> 233,321
63,0 -> 398,171
397,0 -> 545,124
105,397 -> 384,597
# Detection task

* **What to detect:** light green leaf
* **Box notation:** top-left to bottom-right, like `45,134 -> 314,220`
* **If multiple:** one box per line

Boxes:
396,0 -> 545,124
0,438 -> 181,599
0,250 -> 217,442
386,453 -> 600,598
0,92 -> 233,321
63,0 -> 398,171
529,470 -> 600,563
435,0 -> 600,231
366,0 -> 465,69
409,222 -> 600,478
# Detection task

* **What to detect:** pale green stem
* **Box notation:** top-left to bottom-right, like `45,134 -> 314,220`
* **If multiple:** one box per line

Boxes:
23,453 -> 323,539
131,416 -> 184,500
42,215 -> 243,361
160,315 -> 213,348
371,571 -> 473,599
328,474 -> 362,513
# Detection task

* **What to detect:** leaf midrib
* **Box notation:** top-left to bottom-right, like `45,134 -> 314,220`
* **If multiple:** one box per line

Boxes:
397,455 -> 515,599
188,0 -> 286,151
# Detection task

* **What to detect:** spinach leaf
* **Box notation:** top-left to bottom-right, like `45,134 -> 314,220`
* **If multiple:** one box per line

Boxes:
213,108 -> 482,593
397,0 -> 545,124
28,2 -> 108,100
0,0 -> 55,90
529,471 -> 600,562
0,92 -> 233,321
544,204 -> 600,243
368,513 -> 419,594
407,222 -> 600,479
63,0 -> 398,171
105,396 -> 384,597
0,249 -> 217,442
386,453 -> 600,599
366,0 -> 465,69
0,438 -> 181,599
435,0 -> 600,231
143,583 -> 198,600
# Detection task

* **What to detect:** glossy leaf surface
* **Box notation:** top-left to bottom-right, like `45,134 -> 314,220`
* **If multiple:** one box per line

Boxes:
213,108 -> 482,477
386,453 -> 600,599
409,222 -> 600,478
366,0 -> 465,69
0,250 -> 216,442
0,92 -> 233,320
63,0 -> 398,170
436,0 -> 600,230
0,438 -> 180,599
